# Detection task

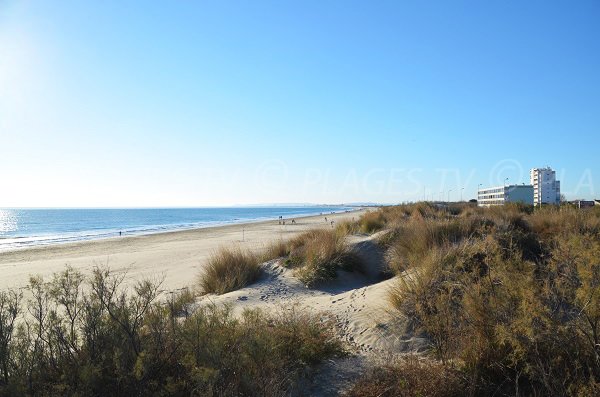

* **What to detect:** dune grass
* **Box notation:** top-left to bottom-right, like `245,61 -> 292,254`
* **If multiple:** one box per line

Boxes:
201,220 -> 366,295
283,229 -> 362,287
197,246 -> 261,295
381,202 -> 600,396
262,228 -> 363,287
261,238 -> 290,261
357,210 -> 386,233
334,219 -> 360,236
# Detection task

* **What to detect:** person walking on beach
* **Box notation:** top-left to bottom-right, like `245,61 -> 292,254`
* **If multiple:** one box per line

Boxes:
119,231 -> 122,236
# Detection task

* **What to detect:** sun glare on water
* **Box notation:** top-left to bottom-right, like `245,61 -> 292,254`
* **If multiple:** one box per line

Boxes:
0,210 -> 17,235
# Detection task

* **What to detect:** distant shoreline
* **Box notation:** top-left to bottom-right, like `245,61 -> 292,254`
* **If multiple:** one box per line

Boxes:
0,206 -> 361,253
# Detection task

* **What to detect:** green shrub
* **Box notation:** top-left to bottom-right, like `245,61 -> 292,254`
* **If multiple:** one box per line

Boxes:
0,267 -> 343,396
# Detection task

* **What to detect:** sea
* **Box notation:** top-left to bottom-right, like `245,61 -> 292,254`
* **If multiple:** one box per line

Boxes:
0,206 -> 353,252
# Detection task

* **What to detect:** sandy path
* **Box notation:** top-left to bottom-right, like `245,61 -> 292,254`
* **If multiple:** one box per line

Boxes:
0,209 -> 366,291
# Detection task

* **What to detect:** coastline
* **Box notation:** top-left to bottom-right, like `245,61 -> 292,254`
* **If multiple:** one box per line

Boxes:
0,206 -> 356,252
0,208 -> 367,291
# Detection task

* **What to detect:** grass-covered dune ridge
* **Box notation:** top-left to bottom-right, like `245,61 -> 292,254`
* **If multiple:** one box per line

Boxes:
281,229 -> 363,287
350,203 -> 600,396
198,227 -> 365,293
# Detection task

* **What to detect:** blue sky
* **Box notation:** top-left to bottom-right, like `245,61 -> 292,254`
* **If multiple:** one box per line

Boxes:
1,0 -> 598,207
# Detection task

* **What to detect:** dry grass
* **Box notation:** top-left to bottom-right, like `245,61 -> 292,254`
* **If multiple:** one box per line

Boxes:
282,229 -> 362,287
384,216 -> 486,274
528,205 -> 600,238
197,246 -> 261,295
262,238 -> 290,261
383,202 -> 600,396
335,219 -> 360,236
355,202 -> 477,236
358,210 -> 386,233
344,356 -> 465,397
202,223 -> 364,293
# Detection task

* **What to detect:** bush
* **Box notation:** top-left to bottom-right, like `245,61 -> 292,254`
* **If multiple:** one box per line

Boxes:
386,203 -> 600,396
197,246 -> 261,295
0,267 -> 343,396
344,356 -> 465,397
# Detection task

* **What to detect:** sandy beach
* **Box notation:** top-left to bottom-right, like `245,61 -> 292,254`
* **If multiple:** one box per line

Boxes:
0,209 -> 366,291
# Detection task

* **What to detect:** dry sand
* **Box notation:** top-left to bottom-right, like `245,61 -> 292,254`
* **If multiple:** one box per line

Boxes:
0,209 -> 366,291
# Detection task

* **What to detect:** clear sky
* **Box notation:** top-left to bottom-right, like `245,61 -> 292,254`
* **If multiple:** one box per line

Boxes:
1,0 -> 599,207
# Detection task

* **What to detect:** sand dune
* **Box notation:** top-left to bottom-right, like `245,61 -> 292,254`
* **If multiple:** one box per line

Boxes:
198,233 -> 426,357
196,232 -> 427,395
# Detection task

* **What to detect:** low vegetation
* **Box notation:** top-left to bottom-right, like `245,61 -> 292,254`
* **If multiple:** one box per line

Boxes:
333,219 -> 360,236
0,267 -> 343,396
197,246 -> 261,295
278,229 -> 362,287
292,231 -> 361,287
357,210 -> 386,233
344,356 -> 465,397
362,203 -> 600,396
198,219 -> 367,295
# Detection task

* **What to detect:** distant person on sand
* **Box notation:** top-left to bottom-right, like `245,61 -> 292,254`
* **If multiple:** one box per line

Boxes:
325,217 -> 327,222
291,219 -> 296,224
330,220 -> 334,228
119,231 -> 122,236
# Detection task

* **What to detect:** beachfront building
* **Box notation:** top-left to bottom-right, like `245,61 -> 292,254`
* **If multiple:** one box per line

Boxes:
477,184 -> 534,207
530,167 -> 561,206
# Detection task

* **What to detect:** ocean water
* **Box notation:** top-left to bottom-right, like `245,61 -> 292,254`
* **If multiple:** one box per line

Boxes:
0,206 -> 352,252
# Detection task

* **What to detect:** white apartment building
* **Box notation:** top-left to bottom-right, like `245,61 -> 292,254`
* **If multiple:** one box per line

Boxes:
530,167 -> 561,206
478,184 -> 534,207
